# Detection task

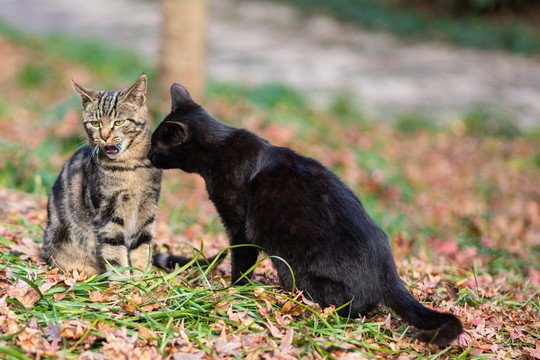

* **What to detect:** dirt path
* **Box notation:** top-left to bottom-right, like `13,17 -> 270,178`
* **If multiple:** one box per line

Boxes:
0,0 -> 539,127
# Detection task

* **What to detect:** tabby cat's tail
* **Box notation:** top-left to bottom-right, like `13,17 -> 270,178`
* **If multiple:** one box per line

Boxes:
384,283 -> 463,346
152,250 -> 227,272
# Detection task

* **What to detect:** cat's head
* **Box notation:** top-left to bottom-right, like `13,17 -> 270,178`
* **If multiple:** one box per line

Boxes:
73,74 -> 149,161
149,83 -> 234,171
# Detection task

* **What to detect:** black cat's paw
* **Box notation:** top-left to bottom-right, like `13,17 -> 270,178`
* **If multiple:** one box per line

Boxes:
231,275 -> 252,286
415,323 -> 463,346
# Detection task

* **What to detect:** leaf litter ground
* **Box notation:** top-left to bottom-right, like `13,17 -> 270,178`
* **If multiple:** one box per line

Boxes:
2,115 -> 540,359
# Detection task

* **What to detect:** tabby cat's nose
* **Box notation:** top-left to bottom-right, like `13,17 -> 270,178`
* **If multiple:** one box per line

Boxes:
100,132 -> 110,141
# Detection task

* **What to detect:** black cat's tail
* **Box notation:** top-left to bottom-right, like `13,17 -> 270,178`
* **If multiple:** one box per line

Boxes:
152,250 -> 227,272
384,284 -> 463,346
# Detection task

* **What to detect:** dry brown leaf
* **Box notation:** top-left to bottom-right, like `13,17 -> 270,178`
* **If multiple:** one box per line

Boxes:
281,301 -> 306,316
53,292 -> 68,301
227,305 -> 249,325
17,327 -> 58,357
5,279 -> 40,307
215,329 -> 242,358
121,303 -> 137,313
64,277 -> 76,291
279,327 -> 294,353
59,319 -> 97,349
43,319 -> 61,343
265,318 -> 283,339
9,236 -> 41,260
138,324 -> 158,346
524,346 -> 540,359
241,332 -> 269,350
140,301 -> 161,313
99,325 -> 164,360
0,296 -> 22,335
39,280 -> 59,294
88,290 -> 119,303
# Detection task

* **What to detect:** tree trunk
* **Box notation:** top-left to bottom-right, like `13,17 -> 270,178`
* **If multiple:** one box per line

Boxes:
158,0 -> 207,104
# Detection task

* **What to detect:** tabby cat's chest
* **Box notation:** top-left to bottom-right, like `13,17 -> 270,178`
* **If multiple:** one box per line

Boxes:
95,165 -> 162,231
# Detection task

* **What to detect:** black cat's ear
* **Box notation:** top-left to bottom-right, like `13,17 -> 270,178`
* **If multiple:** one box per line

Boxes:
164,121 -> 188,145
123,74 -> 147,107
170,83 -> 199,111
72,80 -> 99,109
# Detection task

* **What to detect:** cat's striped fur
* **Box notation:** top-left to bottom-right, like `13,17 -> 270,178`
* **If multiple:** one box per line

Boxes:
42,75 -> 163,278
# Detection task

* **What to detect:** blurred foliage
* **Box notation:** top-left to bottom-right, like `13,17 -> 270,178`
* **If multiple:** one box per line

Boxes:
0,20 -> 153,86
271,0 -> 540,54
462,105 -> 522,138
393,113 -> 441,133
424,0 -> 536,12
16,62 -> 58,89
533,151 -> 540,167
328,92 -> 369,128
0,95 -> 8,117
208,82 -> 308,112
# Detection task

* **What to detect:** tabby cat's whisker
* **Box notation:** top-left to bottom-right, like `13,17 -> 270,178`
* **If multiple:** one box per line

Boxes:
74,141 -> 88,152
89,145 -> 100,166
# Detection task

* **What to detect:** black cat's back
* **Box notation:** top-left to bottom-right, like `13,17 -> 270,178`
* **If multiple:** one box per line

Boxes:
245,145 -> 388,313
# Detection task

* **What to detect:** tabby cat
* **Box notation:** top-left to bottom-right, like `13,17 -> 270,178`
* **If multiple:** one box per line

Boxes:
147,83 -> 463,345
42,75 -> 218,278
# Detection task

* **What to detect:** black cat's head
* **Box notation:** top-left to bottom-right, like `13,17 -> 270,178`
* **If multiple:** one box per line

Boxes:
148,84 -> 200,170
149,83 -> 234,171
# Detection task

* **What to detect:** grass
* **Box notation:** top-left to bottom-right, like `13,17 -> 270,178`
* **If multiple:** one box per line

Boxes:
1,19 -> 540,360
0,237 -> 477,359
0,231 -> 425,359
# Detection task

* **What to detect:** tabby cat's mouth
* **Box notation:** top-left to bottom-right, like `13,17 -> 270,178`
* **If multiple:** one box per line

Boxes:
104,145 -> 120,155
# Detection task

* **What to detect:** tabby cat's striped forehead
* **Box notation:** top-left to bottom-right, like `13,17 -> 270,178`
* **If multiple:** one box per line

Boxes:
74,75 -> 148,125
94,90 -> 123,119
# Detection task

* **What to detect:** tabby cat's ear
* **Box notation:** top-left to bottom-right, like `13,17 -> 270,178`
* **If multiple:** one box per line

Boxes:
72,80 -> 99,109
164,121 -> 188,145
170,83 -> 199,111
123,74 -> 147,107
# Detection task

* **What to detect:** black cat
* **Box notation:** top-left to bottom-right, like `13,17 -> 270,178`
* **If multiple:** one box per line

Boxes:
148,84 -> 463,345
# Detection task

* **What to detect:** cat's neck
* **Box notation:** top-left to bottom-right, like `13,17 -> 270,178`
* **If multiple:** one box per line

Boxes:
198,128 -> 270,187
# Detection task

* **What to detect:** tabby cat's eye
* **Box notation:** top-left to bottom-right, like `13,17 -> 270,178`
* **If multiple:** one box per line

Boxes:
90,121 -> 100,128
114,120 -> 126,127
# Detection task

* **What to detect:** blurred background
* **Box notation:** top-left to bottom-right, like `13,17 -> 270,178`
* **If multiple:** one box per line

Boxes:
1,0 -> 540,124
0,0 -> 539,279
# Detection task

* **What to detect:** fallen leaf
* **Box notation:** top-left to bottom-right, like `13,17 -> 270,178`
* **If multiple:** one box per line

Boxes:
265,318 -> 283,338
281,301 -> 306,316
227,305 -> 248,325
121,303 -> 137,313
6,279 -> 40,307
138,324 -> 158,346
279,327 -> 294,353
59,319 -> 97,349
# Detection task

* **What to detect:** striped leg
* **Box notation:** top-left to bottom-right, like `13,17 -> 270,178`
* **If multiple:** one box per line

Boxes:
129,194 -> 158,275
95,199 -> 131,279
129,228 -> 153,274
98,232 -> 130,280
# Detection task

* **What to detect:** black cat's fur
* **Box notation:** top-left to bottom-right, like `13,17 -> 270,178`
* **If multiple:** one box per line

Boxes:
148,84 -> 463,346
